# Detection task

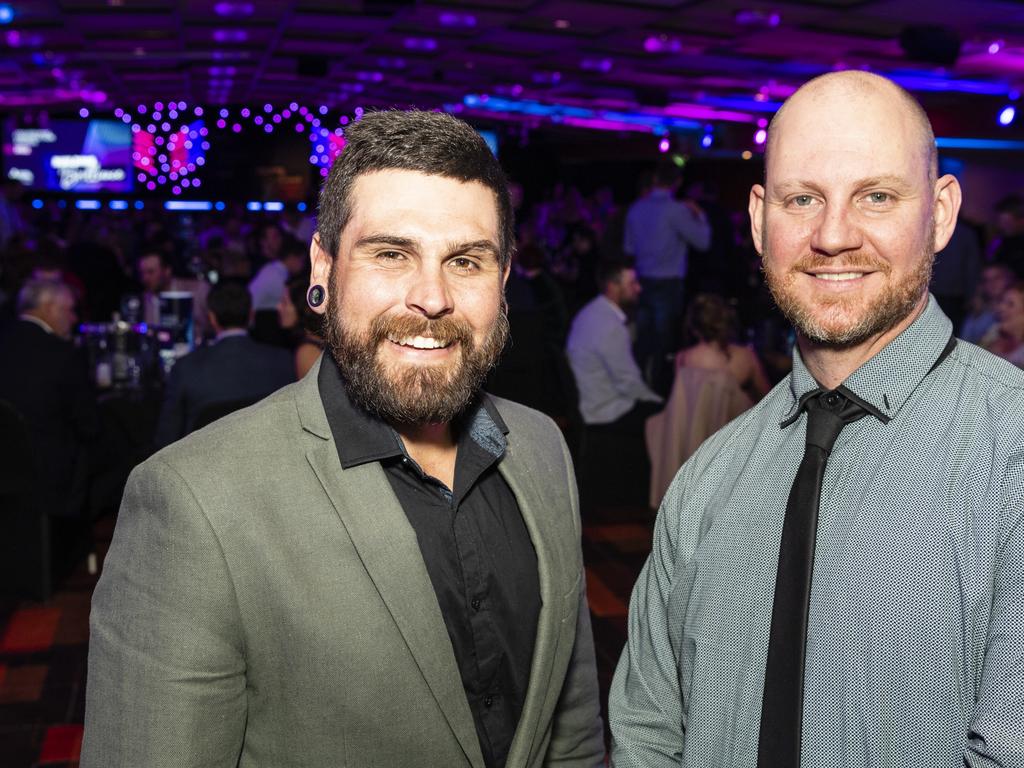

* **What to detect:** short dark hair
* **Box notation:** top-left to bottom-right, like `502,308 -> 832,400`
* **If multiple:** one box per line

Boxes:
596,258 -> 635,289
206,279 -> 252,329
652,162 -> 682,189
317,110 -> 513,268
685,293 -> 738,349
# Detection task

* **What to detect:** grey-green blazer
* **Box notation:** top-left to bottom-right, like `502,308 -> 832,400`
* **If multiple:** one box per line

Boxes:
81,357 -> 604,767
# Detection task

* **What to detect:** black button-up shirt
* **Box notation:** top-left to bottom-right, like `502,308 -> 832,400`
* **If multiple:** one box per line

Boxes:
319,354 -> 541,768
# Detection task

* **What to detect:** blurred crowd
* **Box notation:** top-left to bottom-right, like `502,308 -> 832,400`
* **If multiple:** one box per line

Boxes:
4,168 -> 1024,534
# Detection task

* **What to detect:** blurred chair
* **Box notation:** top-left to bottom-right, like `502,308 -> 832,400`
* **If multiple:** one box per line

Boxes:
0,399 -> 52,601
646,366 -> 752,508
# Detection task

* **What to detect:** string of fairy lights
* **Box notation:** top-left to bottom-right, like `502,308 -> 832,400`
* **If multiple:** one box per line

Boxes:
77,101 -> 364,196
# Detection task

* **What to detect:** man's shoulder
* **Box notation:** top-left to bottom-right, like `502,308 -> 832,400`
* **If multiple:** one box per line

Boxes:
944,341 -> 1024,436
569,296 -> 614,332
949,339 -> 1024,391
685,377 -> 790,471
149,381 -> 301,476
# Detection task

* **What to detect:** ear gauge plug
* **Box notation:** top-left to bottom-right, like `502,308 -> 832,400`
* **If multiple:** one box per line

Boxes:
307,284 -> 326,308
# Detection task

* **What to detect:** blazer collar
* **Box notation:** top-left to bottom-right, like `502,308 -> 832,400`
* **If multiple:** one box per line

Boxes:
296,356 -> 566,768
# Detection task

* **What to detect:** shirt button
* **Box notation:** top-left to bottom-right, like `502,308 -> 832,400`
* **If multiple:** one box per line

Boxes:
471,597 -> 481,611
484,695 -> 494,708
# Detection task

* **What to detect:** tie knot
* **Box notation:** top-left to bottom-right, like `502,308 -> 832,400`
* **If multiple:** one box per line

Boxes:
803,390 -> 867,454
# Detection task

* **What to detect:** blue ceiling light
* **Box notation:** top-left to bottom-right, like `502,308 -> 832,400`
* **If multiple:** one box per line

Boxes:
999,106 -> 1016,126
0,5 -> 14,24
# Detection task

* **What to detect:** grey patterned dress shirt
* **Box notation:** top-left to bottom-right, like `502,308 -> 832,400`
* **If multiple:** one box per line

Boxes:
609,296 -> 1024,767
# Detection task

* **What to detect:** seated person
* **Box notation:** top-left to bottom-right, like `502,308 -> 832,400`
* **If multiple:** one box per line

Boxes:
154,280 -> 294,447
0,278 -> 98,517
566,259 -> 662,511
675,293 -> 771,400
982,280 -> 1024,368
136,250 -> 211,341
276,273 -> 325,380
961,262 -> 1014,344
248,230 -> 308,346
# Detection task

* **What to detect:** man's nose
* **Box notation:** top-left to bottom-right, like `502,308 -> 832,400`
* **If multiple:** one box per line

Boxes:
808,201 -> 863,256
406,266 -> 454,319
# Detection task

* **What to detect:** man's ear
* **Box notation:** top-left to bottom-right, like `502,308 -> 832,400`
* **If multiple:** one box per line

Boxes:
749,184 -> 766,256
931,174 -> 963,254
308,233 -> 331,316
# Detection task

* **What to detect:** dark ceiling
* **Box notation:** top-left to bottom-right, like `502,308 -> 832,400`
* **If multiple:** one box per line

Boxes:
3,0 -> 1024,143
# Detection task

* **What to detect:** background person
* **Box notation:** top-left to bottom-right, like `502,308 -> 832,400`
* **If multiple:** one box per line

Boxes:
153,279 -> 293,447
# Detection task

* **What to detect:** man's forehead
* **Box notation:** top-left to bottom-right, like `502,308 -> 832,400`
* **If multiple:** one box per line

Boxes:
346,170 -> 498,225
768,74 -> 933,181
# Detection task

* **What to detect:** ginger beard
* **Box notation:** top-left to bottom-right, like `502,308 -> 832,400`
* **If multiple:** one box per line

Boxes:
761,216 -> 936,349
324,268 -> 510,425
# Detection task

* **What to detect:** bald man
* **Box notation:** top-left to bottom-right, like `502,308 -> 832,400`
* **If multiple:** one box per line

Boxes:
609,71 -> 1024,767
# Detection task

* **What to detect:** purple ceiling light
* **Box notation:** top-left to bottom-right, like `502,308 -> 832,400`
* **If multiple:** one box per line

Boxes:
404,37 -> 437,51
213,29 -> 248,43
439,12 -> 476,28
214,1 -> 254,16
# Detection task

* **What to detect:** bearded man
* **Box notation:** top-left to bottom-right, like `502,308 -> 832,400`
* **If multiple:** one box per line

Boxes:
609,71 -> 1024,767
83,111 -> 604,768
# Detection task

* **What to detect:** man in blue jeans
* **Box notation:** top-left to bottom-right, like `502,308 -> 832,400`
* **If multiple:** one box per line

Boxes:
623,163 -> 711,391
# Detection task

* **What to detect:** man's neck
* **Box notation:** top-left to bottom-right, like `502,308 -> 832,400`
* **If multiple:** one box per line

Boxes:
797,295 -> 928,390
394,421 -> 457,490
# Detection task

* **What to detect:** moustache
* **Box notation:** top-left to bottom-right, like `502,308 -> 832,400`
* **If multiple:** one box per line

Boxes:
368,313 -> 474,348
787,254 -> 892,274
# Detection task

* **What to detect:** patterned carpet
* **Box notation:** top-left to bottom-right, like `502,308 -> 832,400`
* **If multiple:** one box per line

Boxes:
0,507 -> 653,766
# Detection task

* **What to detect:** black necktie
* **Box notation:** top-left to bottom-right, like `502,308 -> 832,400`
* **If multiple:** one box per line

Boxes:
757,389 -> 868,767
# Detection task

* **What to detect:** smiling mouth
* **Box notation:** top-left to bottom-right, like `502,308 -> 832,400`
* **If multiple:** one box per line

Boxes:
386,334 -> 453,350
810,271 -> 870,282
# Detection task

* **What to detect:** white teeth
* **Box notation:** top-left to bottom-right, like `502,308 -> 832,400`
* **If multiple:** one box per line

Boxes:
388,334 -> 449,349
815,272 -> 864,281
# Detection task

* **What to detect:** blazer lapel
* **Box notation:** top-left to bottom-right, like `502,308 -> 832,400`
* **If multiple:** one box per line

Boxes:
295,362 -> 485,768
499,439 -> 565,767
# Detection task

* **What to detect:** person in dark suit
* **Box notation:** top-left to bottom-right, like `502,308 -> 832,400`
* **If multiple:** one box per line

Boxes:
153,279 -> 293,447
0,278 -> 98,517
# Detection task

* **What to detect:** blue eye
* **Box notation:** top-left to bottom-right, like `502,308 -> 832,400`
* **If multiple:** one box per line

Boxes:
867,192 -> 890,203
793,195 -> 813,206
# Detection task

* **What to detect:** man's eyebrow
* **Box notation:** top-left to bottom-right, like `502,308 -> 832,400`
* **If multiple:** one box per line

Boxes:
352,234 -> 418,250
772,175 -> 914,196
448,239 -> 500,258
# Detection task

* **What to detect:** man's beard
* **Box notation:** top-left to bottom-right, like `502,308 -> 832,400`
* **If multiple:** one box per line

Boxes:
325,287 -> 509,426
761,218 -> 935,349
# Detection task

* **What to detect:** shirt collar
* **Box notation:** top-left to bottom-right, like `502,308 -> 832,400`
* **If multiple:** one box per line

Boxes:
599,294 -> 627,323
317,350 -> 509,470
214,328 -> 248,343
19,313 -> 55,334
783,294 -> 954,427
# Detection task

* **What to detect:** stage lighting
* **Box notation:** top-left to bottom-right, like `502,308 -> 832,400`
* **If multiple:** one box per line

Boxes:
999,106 -> 1016,126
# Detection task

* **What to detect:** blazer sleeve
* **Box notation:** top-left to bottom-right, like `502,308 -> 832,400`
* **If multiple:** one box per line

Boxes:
543,435 -> 605,767
81,457 -> 246,768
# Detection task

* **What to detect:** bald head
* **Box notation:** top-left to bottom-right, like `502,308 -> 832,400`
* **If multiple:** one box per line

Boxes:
766,71 -> 937,184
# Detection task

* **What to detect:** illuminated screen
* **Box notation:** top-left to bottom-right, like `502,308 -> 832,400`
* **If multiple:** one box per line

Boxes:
4,120 -> 133,192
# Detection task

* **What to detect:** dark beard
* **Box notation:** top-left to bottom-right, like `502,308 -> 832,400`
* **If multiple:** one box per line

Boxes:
325,291 -> 509,426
